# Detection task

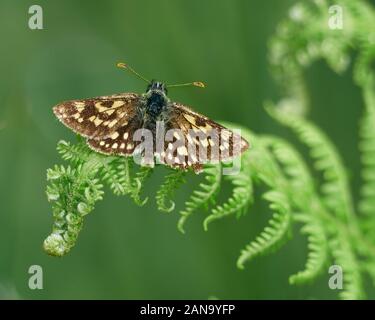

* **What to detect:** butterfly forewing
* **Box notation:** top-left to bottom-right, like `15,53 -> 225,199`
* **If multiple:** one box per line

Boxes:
53,93 -> 140,139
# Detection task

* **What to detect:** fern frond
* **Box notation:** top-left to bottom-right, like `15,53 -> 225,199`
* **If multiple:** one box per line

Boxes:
57,139 -> 91,164
363,259 -> 375,287
203,163 -> 251,231
101,158 -> 128,196
44,155 -> 106,256
266,105 -> 356,225
289,213 -> 328,285
263,137 -> 329,284
178,164 -> 221,233
329,237 -> 364,300
156,169 -> 186,213
237,190 -> 291,269
261,136 -> 314,207
131,165 -> 153,206
102,157 -> 150,205
359,95 -> 375,237
111,157 -> 134,195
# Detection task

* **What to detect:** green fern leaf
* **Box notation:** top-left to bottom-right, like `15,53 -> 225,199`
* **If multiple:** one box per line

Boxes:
237,190 -> 291,269
156,169 -> 186,213
203,163 -> 251,231
329,237 -> 364,300
131,165 -> 153,206
263,137 -> 329,284
178,164 -> 221,233
289,214 -> 328,285
359,107 -> 375,236
266,105 -> 356,225
57,139 -> 91,164
44,158 -> 105,256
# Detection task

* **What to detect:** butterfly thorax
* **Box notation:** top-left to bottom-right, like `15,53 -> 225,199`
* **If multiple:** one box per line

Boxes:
143,80 -> 170,121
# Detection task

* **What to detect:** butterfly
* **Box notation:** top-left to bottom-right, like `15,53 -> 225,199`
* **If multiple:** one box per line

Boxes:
53,62 -> 249,173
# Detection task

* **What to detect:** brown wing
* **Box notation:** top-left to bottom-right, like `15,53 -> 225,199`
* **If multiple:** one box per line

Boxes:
158,102 -> 250,173
86,116 -> 143,157
53,93 -> 140,139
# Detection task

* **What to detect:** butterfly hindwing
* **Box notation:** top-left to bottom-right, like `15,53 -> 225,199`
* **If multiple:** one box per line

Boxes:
158,102 -> 249,172
86,116 -> 143,156
53,93 -> 140,139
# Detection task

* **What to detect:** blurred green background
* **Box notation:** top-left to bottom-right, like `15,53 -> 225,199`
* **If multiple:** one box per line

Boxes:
0,0 -> 373,299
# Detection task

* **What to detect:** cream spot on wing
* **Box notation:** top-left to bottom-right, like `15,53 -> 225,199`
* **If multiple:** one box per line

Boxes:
105,144 -> 110,148
183,114 -> 196,124
105,109 -> 116,116
108,119 -> 117,128
78,117 -> 84,123
103,120 -> 110,126
94,118 -> 103,127
123,132 -> 129,140
72,113 -> 80,119
112,100 -> 125,108
110,132 -> 119,140
127,143 -> 133,150
112,143 -> 118,149
89,115 -> 96,122
96,100 -> 124,113
75,102 -> 85,112
95,102 -> 108,113
100,141 -> 105,146
168,143 -> 173,150
120,143 -> 125,149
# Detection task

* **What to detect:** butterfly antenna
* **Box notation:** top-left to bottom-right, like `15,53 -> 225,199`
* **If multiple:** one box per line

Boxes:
167,82 -> 206,89
117,62 -> 150,84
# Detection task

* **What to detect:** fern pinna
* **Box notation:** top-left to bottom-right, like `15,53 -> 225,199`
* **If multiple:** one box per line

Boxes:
45,0 -> 375,299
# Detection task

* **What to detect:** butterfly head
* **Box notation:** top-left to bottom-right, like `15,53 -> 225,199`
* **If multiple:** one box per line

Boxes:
146,80 -> 168,96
